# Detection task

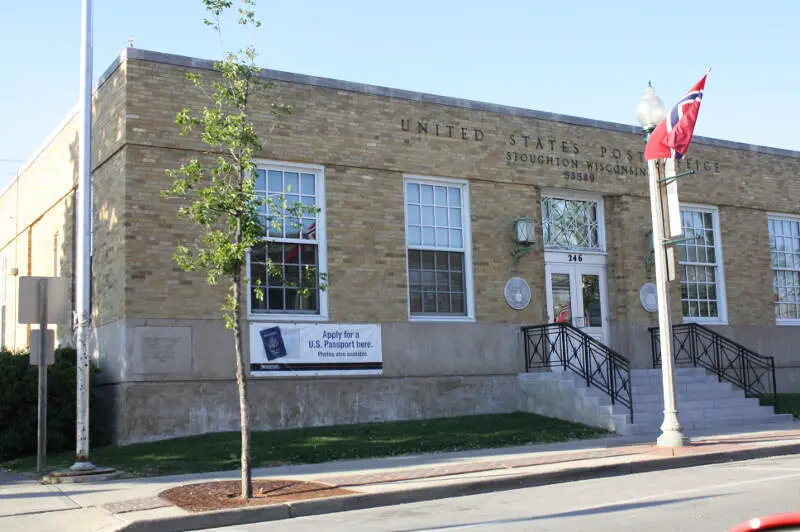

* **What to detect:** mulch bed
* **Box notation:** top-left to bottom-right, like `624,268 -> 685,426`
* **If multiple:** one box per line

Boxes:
160,479 -> 355,512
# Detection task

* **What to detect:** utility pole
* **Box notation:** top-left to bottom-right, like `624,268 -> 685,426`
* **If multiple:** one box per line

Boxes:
71,0 -> 95,472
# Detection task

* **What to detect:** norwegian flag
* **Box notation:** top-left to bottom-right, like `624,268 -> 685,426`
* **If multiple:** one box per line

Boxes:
645,71 -> 709,161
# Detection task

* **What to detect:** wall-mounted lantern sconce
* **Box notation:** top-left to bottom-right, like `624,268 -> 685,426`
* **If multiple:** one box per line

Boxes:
644,230 -> 655,266
511,217 -> 536,265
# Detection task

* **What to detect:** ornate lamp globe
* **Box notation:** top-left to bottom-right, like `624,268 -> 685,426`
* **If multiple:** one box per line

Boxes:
636,82 -> 666,131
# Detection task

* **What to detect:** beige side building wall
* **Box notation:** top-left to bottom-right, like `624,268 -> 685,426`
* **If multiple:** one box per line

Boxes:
0,112 -> 79,350
0,59 -> 127,350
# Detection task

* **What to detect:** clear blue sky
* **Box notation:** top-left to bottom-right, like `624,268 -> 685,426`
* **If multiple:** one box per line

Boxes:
1,1 -> 798,190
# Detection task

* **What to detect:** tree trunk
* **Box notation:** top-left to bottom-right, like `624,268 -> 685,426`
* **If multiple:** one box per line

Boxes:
232,267 -> 252,499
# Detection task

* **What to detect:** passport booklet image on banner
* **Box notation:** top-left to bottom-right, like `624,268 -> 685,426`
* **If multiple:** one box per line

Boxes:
259,326 -> 288,361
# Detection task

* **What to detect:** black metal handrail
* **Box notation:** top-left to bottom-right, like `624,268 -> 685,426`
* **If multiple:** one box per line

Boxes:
650,323 -> 777,407
522,323 -> 633,421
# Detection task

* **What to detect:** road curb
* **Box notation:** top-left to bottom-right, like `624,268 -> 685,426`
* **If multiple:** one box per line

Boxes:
115,442 -> 800,532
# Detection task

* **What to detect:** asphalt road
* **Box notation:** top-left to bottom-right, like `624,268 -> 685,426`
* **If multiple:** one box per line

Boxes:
205,454 -> 800,532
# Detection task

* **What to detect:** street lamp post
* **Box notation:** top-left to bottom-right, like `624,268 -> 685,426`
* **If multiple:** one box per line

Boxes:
637,83 -> 688,447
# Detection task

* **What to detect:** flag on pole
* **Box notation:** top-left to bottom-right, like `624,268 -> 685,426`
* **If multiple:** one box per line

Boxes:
645,70 -> 709,161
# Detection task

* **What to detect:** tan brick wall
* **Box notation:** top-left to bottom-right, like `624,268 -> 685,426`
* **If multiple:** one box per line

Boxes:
719,205 -> 774,326
124,145 -> 227,319
325,166 -> 407,322
118,56 -> 800,329
93,62 -> 127,166
471,180 -> 544,324
606,195 -> 652,326
92,149 -> 127,326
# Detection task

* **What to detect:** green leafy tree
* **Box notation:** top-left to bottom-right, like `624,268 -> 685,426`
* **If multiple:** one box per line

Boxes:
162,0 -> 321,499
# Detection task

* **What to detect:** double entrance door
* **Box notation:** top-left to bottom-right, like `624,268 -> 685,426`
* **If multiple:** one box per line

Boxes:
545,253 -> 610,345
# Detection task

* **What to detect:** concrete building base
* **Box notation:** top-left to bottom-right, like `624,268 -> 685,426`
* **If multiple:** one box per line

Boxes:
94,374 -> 521,445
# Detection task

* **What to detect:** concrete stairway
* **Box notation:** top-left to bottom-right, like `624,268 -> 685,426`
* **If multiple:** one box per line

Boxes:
518,367 -> 792,436
620,367 -> 792,435
518,370 -> 631,433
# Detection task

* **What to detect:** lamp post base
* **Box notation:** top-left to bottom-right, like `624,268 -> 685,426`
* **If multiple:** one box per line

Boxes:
43,466 -> 118,484
70,459 -> 96,471
657,413 -> 689,447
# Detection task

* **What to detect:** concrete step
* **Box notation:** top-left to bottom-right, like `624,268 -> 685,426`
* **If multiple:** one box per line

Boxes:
519,369 -> 785,438
519,371 -> 567,381
631,374 -> 719,385
522,372 -> 626,404
632,368 -> 708,377
632,381 -> 733,395
633,389 -> 746,405
632,405 -> 777,424
611,412 -> 631,429
621,414 -> 794,435
633,396 -> 761,413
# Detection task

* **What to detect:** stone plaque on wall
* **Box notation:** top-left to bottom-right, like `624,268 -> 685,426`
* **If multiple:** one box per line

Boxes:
504,277 -> 531,310
132,326 -> 192,375
639,283 -> 658,313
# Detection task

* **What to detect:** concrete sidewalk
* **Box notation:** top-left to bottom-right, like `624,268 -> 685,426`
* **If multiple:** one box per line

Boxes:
2,422 -> 800,532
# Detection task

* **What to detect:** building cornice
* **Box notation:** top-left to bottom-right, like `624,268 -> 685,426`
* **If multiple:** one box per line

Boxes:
122,47 -> 800,160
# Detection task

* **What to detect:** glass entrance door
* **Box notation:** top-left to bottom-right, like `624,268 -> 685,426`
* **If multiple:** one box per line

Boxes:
546,263 -> 608,344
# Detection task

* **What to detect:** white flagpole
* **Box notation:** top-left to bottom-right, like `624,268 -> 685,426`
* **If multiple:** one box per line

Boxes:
647,158 -> 687,447
71,0 -> 95,471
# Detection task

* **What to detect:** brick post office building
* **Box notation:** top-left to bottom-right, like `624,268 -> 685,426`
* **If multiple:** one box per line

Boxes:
2,48 -> 799,443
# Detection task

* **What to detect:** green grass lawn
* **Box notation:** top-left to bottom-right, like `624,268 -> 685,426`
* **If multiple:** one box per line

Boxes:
772,394 -> 800,419
1,412 -> 609,477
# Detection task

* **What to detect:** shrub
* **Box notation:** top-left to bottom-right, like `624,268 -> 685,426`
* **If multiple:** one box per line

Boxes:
0,347 -> 104,461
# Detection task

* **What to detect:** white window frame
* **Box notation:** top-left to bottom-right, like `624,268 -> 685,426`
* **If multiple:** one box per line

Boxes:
768,213 -> 800,326
540,189 -> 607,253
403,175 -> 475,322
678,204 -> 727,324
246,160 -> 328,322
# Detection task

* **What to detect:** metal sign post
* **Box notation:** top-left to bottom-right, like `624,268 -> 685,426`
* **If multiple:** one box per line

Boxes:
19,276 -> 67,473
37,279 -> 47,473
18,274 -> 116,481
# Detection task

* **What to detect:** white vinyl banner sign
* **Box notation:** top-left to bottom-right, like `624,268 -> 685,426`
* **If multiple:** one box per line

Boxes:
249,323 -> 382,376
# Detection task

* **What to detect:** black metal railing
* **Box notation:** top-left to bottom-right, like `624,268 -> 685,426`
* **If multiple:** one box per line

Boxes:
650,323 -> 777,407
522,323 -> 633,420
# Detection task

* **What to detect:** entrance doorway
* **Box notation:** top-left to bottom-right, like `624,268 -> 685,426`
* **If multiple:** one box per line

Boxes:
541,192 -> 610,345
545,255 -> 610,345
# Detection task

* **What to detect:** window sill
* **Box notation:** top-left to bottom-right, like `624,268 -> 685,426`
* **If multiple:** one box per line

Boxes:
543,248 -> 606,254
248,314 -> 329,322
408,315 -> 476,323
681,318 -> 728,326
777,320 -> 800,327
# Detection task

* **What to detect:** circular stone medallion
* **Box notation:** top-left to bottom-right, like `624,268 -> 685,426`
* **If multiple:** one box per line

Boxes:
504,277 -> 531,310
639,283 -> 658,313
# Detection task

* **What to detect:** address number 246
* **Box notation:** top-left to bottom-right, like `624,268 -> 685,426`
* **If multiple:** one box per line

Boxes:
568,254 -> 584,262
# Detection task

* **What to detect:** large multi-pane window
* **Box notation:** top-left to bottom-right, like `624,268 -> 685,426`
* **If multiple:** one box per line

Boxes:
405,177 -> 472,318
769,215 -> 800,323
542,197 -> 602,250
677,206 -> 726,322
248,163 -> 326,317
